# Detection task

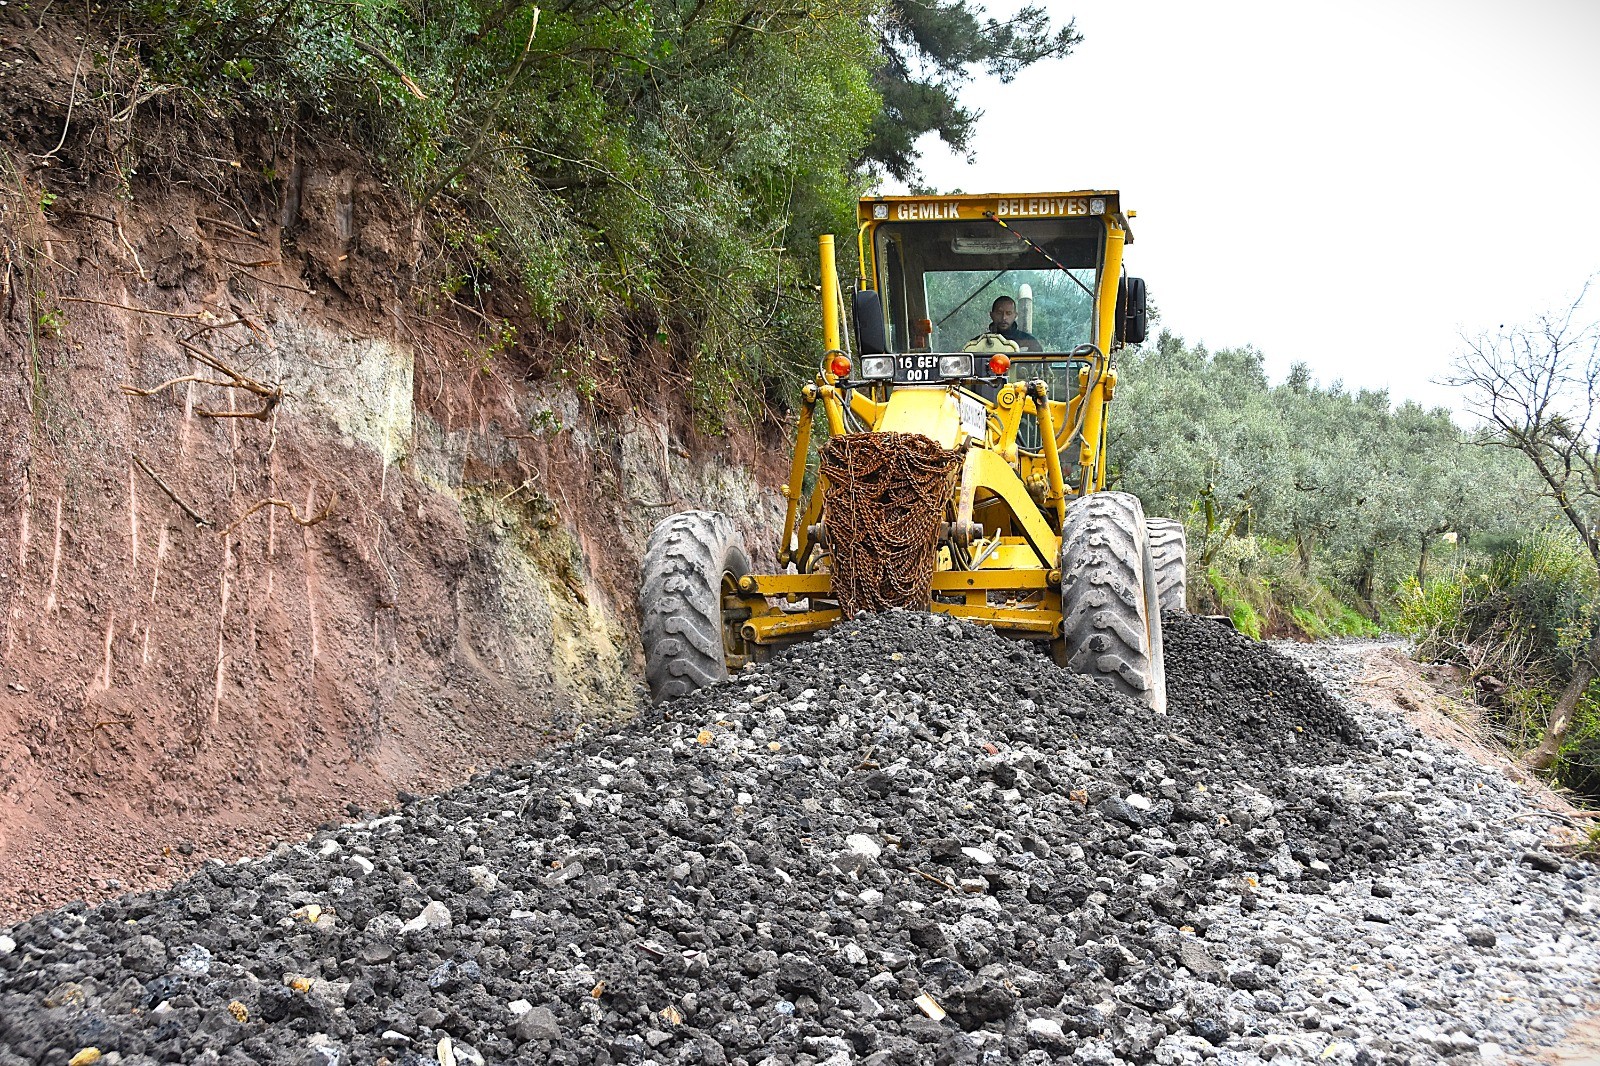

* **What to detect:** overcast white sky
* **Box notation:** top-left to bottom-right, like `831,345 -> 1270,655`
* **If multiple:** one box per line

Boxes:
886,0 -> 1600,411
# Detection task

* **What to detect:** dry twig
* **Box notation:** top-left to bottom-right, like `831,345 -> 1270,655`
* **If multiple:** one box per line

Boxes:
121,340 -> 282,420
132,453 -> 211,526
352,39 -> 429,99
235,269 -> 311,295
195,215 -> 263,237
910,868 -> 960,893
59,296 -> 204,320
219,494 -> 339,538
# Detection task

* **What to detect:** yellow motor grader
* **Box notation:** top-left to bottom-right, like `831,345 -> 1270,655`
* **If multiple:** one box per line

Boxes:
639,191 -> 1187,709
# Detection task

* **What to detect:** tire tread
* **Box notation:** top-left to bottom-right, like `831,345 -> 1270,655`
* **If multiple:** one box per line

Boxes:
639,511 -> 750,703
1057,492 -> 1166,709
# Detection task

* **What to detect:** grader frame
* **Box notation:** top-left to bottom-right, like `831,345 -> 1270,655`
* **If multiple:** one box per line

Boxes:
742,193 -> 1142,641
640,190 -> 1183,708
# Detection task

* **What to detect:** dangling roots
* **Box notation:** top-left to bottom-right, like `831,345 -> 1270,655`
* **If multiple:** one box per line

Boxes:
821,432 -> 963,616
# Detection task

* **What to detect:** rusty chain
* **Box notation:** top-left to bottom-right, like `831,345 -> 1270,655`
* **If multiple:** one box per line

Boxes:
820,432 -> 963,616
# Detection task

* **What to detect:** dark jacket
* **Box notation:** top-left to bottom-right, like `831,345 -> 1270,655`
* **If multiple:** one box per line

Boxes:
994,323 -> 1040,349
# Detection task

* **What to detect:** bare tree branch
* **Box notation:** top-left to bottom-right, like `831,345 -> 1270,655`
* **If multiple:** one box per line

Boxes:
1447,275 -> 1600,770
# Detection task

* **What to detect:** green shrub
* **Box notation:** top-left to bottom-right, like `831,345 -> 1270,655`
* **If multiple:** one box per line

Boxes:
1205,564 -> 1263,639
1193,533 -> 1374,640
98,0 -> 882,422
1397,529 -> 1600,782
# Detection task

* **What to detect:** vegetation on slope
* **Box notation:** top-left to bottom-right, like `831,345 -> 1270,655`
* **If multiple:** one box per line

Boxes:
87,0 -> 1075,432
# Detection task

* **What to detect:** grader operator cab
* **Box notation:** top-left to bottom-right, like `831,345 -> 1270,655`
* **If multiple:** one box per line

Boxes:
640,190 -> 1187,709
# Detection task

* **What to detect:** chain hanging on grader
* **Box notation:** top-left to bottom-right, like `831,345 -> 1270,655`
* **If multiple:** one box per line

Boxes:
640,191 -> 1189,709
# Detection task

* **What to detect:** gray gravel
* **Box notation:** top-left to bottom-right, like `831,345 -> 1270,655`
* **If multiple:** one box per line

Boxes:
0,617 -> 1594,1065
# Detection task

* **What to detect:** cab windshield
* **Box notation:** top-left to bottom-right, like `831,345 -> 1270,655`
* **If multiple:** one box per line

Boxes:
926,270 -> 1095,352
873,218 -> 1102,354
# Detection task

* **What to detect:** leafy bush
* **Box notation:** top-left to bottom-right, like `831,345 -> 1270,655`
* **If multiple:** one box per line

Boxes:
1191,533 -> 1375,640
99,0 -> 882,418
1398,529 -> 1600,783
1205,566 -> 1263,639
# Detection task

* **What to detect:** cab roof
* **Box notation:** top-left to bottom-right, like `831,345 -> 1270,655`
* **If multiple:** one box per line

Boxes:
859,191 -> 1132,240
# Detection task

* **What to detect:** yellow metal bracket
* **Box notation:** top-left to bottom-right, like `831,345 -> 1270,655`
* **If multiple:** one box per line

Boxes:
953,447 -> 1060,566
778,387 -> 819,565
1027,381 -> 1068,530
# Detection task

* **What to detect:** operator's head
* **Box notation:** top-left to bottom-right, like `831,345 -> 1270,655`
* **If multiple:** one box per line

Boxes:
990,296 -> 1017,330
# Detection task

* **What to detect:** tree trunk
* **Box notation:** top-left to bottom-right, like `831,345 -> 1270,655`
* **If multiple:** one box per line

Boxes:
1355,547 -> 1377,619
1295,530 -> 1313,572
1416,533 -> 1430,589
1525,628 -> 1600,771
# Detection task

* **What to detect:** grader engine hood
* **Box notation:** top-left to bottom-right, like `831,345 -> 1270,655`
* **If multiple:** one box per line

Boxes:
874,386 -> 987,450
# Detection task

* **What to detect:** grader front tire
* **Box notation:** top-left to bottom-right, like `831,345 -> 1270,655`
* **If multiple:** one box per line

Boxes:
639,511 -> 752,704
1055,492 -> 1168,712
1146,517 -> 1189,614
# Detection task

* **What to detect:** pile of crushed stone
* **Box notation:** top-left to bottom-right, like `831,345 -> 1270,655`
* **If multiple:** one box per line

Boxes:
0,612 -> 1590,1065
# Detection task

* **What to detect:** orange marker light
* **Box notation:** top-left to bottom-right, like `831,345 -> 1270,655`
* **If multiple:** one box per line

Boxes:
829,354 -> 852,378
988,353 -> 1011,375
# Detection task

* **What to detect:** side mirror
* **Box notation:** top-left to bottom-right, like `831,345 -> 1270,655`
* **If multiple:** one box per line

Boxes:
852,289 -> 889,356
1117,277 -> 1148,346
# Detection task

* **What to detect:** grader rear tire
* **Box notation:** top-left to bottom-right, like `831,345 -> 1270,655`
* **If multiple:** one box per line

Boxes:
639,511 -> 752,704
1055,492 -> 1167,712
1146,517 -> 1189,614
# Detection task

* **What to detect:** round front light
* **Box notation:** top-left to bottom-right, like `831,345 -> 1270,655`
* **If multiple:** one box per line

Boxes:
938,355 -> 973,378
988,353 -> 1011,375
828,354 -> 852,378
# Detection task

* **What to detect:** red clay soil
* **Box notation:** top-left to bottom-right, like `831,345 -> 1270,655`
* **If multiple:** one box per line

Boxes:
0,10 -> 785,923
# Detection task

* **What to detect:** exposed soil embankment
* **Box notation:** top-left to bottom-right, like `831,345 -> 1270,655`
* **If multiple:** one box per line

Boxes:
0,11 -> 784,920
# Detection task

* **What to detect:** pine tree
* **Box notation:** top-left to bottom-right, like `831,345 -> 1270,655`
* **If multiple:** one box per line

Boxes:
866,3 -> 1081,180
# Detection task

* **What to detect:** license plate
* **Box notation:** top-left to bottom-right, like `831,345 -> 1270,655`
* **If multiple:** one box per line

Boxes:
894,354 -> 941,382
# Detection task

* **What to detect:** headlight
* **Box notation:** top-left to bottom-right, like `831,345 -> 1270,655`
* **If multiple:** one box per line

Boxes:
861,356 -> 894,379
939,355 -> 973,378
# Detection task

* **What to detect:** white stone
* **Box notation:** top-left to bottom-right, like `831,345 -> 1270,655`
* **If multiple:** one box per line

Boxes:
508,999 -> 532,1016
845,834 -> 882,859
1127,793 -> 1153,811
961,847 -> 995,865
318,839 -> 341,858
0,936 -> 13,955
348,855 -> 375,876
858,888 -> 884,905
1026,1018 -> 1064,1040
401,900 -> 452,933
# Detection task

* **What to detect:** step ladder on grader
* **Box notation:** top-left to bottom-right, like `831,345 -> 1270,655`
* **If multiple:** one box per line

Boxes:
639,191 -> 1188,709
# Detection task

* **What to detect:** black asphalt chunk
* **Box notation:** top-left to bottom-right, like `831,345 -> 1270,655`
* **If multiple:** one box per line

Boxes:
0,612 -> 1391,1065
